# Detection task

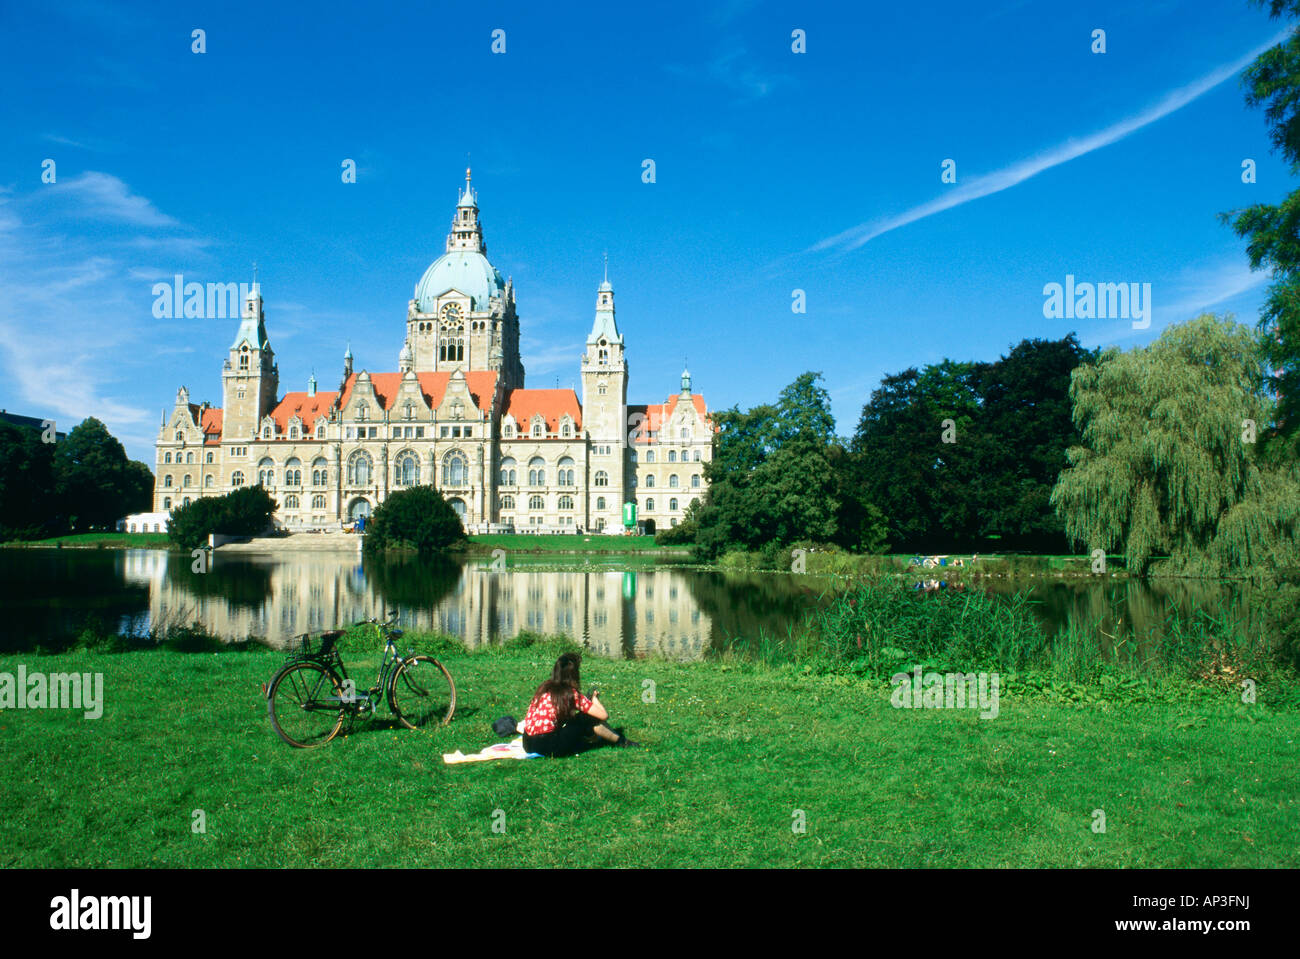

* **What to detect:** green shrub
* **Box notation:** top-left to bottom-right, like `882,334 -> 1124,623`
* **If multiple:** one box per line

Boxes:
168,486 -> 277,550
363,486 -> 465,556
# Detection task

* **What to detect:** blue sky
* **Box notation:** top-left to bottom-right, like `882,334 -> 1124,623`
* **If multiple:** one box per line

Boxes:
0,0 -> 1294,463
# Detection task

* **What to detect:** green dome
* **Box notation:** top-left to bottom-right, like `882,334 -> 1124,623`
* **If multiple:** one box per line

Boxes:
414,251 -> 505,312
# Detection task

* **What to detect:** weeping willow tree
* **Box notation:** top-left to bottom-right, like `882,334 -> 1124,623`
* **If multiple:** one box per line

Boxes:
1050,314 -> 1300,575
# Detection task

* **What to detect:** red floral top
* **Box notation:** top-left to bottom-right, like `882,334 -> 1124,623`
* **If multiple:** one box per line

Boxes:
523,688 -> 593,736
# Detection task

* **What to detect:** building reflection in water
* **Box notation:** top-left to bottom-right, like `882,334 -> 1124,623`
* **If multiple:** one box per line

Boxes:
141,551 -> 710,660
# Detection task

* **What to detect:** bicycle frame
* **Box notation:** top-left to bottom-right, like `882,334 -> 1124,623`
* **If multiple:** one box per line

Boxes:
289,620 -> 409,716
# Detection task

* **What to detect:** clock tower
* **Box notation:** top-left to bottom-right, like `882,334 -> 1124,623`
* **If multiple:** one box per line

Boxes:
581,267 -> 628,531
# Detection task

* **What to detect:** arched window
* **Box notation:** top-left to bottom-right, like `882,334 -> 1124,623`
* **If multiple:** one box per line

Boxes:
163,475 -> 173,487
528,495 -> 544,510
174,430 -> 183,442
532,421 -> 544,438
356,403 -> 369,422
316,421 -> 326,439
557,457 -> 575,486
442,450 -> 467,486
528,456 -> 545,486
289,425 -> 299,440
646,450 -> 655,463
257,457 -> 275,487
594,470 -> 608,487
503,423 -> 515,438
499,494 -> 515,510
347,451 -> 372,486
644,474 -> 655,488
669,474 -> 679,488
691,474 -> 701,488
693,450 -> 701,461
164,452 -> 172,464
561,422 -> 572,438
558,495 -> 574,510
499,457 -> 517,486
403,403 -> 414,421
262,425 -> 272,440
668,450 -> 677,463
205,451 -> 214,464
645,498 -> 655,511
185,452 -> 194,464
285,457 -> 302,486
183,474 -> 192,487
239,347 -> 249,370
163,497 -> 172,509
285,494 -> 300,509
669,498 -> 678,511
395,452 -> 419,486
205,475 -> 215,488
681,428 -> 689,440
312,494 -> 326,509
312,458 -> 328,486
231,471 -> 245,487
596,496 -> 606,510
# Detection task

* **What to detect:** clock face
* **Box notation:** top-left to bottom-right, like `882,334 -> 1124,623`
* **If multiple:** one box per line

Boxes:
441,302 -> 462,322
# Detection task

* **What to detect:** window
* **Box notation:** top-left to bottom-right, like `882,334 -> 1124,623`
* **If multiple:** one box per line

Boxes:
289,426 -> 299,440
645,498 -> 655,511
239,347 -> 249,370
558,495 -> 574,510
163,497 -> 172,509
499,457 -> 517,486
499,495 -> 515,510
668,450 -> 677,463
312,458 -> 328,486
174,430 -> 183,441
691,474 -> 701,488
503,423 -> 514,438
528,495 -> 544,510
442,450 -> 467,486
205,475 -> 215,488
285,458 -> 302,486
596,496 -> 606,510
257,457 -> 275,487
262,425 -> 272,440
205,451 -> 213,464
395,452 -> 419,486
561,422 -> 572,438
231,471 -> 245,487
316,422 -> 326,439
164,452 -> 172,464
312,494 -> 326,510
532,421 -> 543,438
163,475 -> 173,487
403,403 -> 414,421
670,498 -> 678,511
669,474 -> 679,488
644,475 -> 655,488
557,457 -> 575,486
183,474 -> 192,487
285,494 -> 300,509
629,450 -> 637,463
185,452 -> 194,464
594,470 -> 608,487
646,450 -> 655,463
528,457 -> 545,486
347,451 -> 372,486
356,403 -> 368,422
694,450 -> 701,462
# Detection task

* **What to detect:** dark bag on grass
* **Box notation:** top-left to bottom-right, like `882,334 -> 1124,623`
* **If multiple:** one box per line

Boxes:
492,715 -> 518,737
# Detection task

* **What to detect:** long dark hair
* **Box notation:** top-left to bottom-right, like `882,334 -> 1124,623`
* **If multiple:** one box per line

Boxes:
532,652 -> 582,724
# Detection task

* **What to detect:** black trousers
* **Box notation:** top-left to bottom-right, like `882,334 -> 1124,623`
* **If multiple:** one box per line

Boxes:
523,713 -> 605,758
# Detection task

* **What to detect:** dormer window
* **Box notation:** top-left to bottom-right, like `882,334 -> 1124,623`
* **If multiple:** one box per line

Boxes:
357,403 -> 368,421
532,422 -> 543,438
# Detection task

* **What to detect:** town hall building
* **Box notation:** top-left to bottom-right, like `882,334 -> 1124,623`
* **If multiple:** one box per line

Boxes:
152,170 -> 714,534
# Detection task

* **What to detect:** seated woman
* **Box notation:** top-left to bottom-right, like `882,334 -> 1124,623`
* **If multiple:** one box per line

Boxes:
522,652 -> 638,756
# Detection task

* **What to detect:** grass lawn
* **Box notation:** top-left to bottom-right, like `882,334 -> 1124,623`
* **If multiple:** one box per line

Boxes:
2,642 -> 1295,868
470,533 -> 672,553
3,532 -> 171,549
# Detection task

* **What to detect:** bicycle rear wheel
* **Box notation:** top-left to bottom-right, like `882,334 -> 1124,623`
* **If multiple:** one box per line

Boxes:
268,661 -> 346,748
388,655 -> 456,730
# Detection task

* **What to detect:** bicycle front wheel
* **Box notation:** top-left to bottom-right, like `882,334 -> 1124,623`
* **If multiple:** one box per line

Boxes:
388,655 -> 456,730
268,661 -> 346,748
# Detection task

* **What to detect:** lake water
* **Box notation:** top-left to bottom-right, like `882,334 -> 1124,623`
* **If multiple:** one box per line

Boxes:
0,548 -> 1277,659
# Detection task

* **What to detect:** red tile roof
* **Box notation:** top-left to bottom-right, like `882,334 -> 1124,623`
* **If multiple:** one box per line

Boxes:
339,371 -> 498,415
504,388 -> 582,434
200,408 -> 224,444
268,392 -> 339,434
627,394 -> 712,443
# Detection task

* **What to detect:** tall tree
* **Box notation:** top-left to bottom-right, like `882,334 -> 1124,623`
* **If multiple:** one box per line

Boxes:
1050,314 -> 1300,574
54,418 -> 152,531
1221,0 -> 1300,455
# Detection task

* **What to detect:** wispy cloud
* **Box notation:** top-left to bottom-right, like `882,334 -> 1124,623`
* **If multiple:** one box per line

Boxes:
665,43 -> 789,101
812,28 -> 1291,254
51,171 -> 179,227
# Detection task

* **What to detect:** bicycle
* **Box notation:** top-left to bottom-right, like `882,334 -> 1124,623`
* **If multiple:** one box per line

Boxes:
264,615 -> 456,748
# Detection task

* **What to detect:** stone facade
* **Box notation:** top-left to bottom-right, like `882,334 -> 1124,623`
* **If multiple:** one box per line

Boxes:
153,171 -> 713,534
